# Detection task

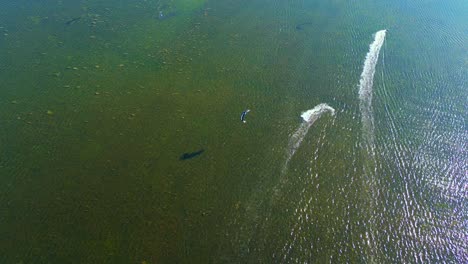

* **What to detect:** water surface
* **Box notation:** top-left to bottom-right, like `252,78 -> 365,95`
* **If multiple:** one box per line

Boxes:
0,0 -> 466,263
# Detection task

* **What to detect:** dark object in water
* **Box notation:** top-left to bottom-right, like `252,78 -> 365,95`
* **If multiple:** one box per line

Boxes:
65,17 -> 81,26
295,22 -> 314,30
158,11 -> 177,20
180,149 -> 204,160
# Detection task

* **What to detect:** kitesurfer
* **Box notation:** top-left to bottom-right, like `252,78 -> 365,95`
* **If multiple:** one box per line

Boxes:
241,109 -> 250,123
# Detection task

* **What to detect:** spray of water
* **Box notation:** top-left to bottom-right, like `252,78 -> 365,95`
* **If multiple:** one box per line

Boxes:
282,103 -> 335,172
359,29 -> 387,152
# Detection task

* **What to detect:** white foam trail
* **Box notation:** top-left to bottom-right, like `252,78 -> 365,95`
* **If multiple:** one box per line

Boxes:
358,29 -> 386,263
283,103 -> 335,172
359,29 -> 386,151
301,103 -> 335,122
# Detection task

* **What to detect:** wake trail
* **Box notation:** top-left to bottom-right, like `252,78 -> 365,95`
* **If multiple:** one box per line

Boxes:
229,103 -> 335,259
358,29 -> 386,263
359,29 -> 387,152
282,103 -> 335,173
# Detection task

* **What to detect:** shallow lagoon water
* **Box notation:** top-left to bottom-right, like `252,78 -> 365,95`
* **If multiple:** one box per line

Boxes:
0,0 -> 466,263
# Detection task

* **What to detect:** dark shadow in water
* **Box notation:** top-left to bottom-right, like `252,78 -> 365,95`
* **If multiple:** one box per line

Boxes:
65,17 -> 81,26
295,22 -> 314,30
179,149 -> 204,161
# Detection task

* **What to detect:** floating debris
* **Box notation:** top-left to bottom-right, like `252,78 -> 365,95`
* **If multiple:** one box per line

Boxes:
47,110 -> 54,115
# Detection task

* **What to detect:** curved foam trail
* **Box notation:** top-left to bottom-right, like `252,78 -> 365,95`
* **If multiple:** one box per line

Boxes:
283,103 -> 335,172
301,103 -> 335,122
359,29 -> 386,151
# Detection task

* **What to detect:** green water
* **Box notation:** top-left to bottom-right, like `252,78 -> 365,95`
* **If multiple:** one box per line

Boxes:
1,0 -> 466,263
